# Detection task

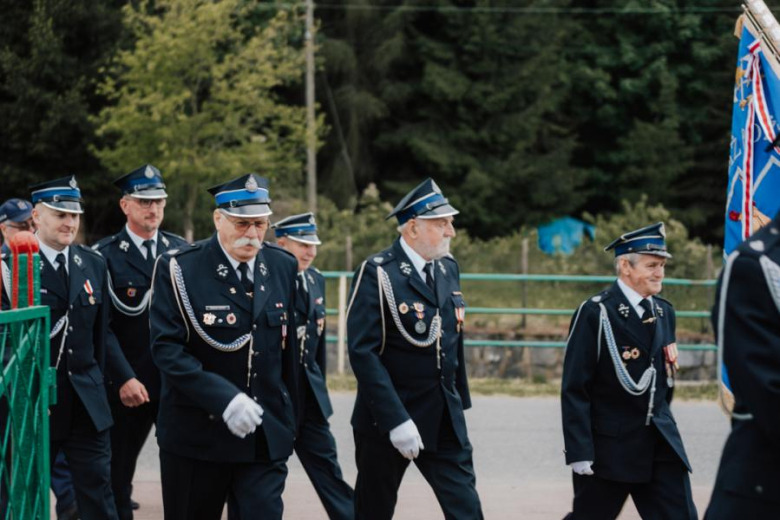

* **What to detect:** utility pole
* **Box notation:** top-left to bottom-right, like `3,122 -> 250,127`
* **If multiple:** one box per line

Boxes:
305,0 -> 317,213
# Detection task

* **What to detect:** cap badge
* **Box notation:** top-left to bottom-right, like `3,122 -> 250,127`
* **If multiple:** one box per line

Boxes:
119,241 -> 130,253
245,176 -> 259,193
144,166 -> 155,179
309,215 -> 315,224
17,201 -> 26,210
217,264 -> 229,278
69,177 -> 78,189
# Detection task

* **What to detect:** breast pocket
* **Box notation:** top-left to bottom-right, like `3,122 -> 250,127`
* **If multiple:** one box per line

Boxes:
266,309 -> 289,351
451,294 -> 466,333
198,307 -> 240,329
79,290 -> 103,308
112,276 -> 148,303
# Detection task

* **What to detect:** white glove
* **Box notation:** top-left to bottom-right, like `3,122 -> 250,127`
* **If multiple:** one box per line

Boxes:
570,461 -> 594,475
222,393 -> 263,439
389,419 -> 424,460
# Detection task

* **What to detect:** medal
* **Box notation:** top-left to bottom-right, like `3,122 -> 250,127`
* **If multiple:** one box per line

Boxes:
398,302 -> 409,314
84,280 -> 95,305
226,313 -> 237,325
415,320 -> 426,334
630,347 -> 640,359
622,349 -> 631,360
203,313 -> 216,326
127,287 -> 137,298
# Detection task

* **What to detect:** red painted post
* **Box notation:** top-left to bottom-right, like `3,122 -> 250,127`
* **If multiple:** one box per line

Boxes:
9,232 -> 40,308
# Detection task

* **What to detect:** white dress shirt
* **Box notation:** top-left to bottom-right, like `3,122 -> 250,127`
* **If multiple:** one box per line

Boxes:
617,278 -> 654,319
399,237 -> 434,283
125,225 -> 158,260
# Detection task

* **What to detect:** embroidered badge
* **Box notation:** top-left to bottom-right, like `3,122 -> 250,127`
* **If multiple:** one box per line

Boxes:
226,313 -> 237,325
119,241 -> 130,252
398,302 -> 409,314
161,235 -> 170,247
127,288 -> 137,298
245,176 -> 259,192
217,264 -> 229,278
656,305 -> 664,318
73,254 -> 82,267
618,303 -> 630,318
259,263 -> 268,277
438,262 -> 446,275
373,256 -> 384,264
203,313 -> 216,326
399,262 -> 412,275
307,273 -> 315,285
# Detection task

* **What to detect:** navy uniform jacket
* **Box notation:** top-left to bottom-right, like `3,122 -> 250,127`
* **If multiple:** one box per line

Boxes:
710,220 -> 780,505
41,245 -> 115,439
561,282 -> 691,483
92,228 -> 187,401
296,267 -> 333,418
347,239 -> 471,452
150,234 -> 301,462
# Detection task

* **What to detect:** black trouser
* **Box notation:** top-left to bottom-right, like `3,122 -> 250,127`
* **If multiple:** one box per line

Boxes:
160,440 -> 288,520
50,394 -> 118,520
294,388 -> 354,520
565,436 -> 697,520
353,410 -> 483,520
704,484 -> 776,519
110,400 -> 158,520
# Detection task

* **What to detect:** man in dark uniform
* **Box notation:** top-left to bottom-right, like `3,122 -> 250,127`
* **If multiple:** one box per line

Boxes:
92,165 -> 187,519
561,222 -> 697,519
347,178 -> 482,520
29,176 -> 119,519
273,212 -> 354,519
705,213 -> 780,518
0,198 -> 35,256
149,174 -> 300,520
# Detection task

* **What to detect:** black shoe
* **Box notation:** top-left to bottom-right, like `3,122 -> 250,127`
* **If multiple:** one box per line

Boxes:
57,502 -> 79,520
131,499 -> 140,510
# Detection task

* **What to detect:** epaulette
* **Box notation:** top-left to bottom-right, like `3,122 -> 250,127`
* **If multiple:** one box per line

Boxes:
738,221 -> 780,257
367,248 -> 396,266
441,254 -> 459,267
76,243 -> 106,261
311,266 -> 322,274
654,294 -> 674,307
165,242 -> 199,258
92,234 -> 118,251
263,241 -> 297,261
588,291 -> 611,304
160,230 -> 187,244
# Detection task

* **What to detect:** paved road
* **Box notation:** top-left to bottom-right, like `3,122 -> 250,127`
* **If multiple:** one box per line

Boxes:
107,394 -> 729,519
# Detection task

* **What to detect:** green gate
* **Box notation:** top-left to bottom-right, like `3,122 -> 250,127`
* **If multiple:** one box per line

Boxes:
1,248 -> 53,519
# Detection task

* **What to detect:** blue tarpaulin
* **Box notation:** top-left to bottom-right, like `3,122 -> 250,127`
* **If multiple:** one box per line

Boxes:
537,217 -> 595,256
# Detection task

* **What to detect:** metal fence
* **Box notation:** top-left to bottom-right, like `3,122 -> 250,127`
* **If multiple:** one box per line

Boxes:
0,247 -> 53,519
321,271 -> 717,375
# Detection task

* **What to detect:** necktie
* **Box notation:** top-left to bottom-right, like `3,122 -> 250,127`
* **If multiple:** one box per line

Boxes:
639,298 -> 656,341
423,262 -> 436,292
56,253 -> 68,289
238,262 -> 253,295
143,239 -> 156,269
298,272 -> 310,312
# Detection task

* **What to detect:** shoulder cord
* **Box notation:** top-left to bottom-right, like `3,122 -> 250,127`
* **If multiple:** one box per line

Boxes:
717,251 -> 754,420
52,314 -> 69,369
169,257 -> 254,387
1,261 -> 9,302
759,255 -> 780,315
598,303 -> 657,425
376,265 -> 441,349
106,270 -> 151,317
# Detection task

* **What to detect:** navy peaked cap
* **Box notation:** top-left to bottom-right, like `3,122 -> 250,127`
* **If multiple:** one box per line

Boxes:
272,212 -> 320,245
0,199 -> 33,224
604,222 -> 672,258
29,176 -> 84,214
114,164 -> 167,198
386,178 -> 459,225
207,174 -> 272,218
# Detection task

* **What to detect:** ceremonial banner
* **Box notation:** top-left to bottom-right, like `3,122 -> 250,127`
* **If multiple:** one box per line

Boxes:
727,14 -> 780,255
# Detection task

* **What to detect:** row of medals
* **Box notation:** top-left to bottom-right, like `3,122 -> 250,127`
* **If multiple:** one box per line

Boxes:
398,302 -> 427,334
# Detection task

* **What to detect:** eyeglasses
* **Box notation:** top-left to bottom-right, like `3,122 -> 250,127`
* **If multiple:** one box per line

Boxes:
225,216 -> 269,233
5,221 -> 33,231
132,198 -> 167,209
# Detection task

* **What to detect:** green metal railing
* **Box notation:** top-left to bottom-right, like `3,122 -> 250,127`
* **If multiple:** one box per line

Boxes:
320,271 -> 716,374
0,249 -> 52,519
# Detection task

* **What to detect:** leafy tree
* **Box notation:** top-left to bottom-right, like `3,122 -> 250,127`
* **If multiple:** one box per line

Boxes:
93,0 -> 317,240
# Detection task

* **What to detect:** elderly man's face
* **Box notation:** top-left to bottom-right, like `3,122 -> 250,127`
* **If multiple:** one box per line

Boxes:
409,216 -> 456,261
1,217 -> 36,244
620,254 -> 666,298
278,237 -> 317,272
120,196 -> 166,235
214,210 -> 269,262
33,205 -> 79,250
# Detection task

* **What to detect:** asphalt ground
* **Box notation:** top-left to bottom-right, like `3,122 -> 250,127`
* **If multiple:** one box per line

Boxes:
56,393 -> 731,519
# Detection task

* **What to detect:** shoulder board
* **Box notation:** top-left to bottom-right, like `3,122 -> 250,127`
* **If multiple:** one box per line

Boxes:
160,230 -> 187,244
588,291 -> 611,304
92,234 -> 118,251
367,248 -> 396,266
311,266 -> 322,274
263,241 -> 296,260
165,242 -> 200,257
441,254 -> 458,266
75,244 -> 105,260
654,294 -> 673,307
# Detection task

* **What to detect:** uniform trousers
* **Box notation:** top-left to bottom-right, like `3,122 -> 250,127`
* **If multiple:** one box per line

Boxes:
704,485 -> 776,519
110,400 -> 158,520
160,428 -> 288,520
50,384 -> 118,520
294,384 -> 354,519
353,408 -> 483,520
565,434 -> 697,520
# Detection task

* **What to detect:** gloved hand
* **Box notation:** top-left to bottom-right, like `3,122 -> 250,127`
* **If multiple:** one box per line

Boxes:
222,393 -> 263,439
570,461 -> 594,475
389,419 -> 424,460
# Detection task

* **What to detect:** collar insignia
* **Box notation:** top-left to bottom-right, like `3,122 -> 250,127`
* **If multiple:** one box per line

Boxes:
119,241 -> 130,252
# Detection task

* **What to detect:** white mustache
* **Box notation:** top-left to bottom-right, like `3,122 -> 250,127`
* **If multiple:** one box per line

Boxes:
234,237 -> 262,248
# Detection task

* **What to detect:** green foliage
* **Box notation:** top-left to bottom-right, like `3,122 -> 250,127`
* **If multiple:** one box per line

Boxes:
92,0 -> 317,239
